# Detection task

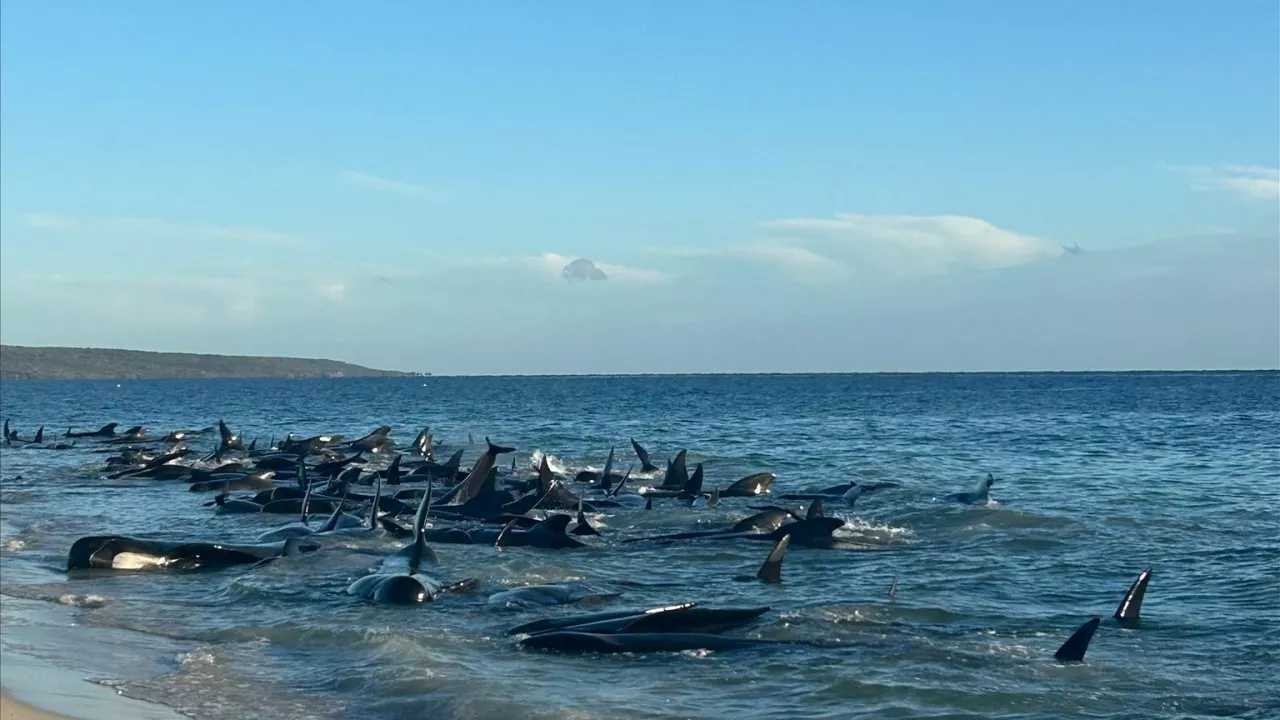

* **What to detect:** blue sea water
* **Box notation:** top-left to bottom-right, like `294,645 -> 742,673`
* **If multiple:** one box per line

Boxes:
0,372 -> 1277,719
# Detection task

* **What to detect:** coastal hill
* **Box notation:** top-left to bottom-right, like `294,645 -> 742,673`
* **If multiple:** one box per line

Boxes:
0,345 -> 417,380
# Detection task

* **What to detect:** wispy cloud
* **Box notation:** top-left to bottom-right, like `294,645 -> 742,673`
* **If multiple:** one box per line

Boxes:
20,213 -> 305,246
344,170 -> 445,201
314,283 -> 346,301
764,213 -> 1061,272
1163,163 -> 1280,201
645,213 -> 1057,282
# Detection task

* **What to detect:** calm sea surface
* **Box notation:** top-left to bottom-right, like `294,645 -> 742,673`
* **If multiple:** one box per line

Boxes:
1,373 -> 1277,719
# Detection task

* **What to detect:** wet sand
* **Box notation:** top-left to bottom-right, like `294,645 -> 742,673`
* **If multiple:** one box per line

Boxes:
1,692 -> 67,720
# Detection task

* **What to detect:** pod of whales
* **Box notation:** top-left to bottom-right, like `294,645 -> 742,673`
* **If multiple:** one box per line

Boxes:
21,417 -> 1155,665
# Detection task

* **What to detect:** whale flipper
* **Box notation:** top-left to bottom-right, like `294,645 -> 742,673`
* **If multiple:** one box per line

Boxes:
1054,617 -> 1101,662
757,535 -> 790,584
1113,568 -> 1152,628
631,439 -> 659,472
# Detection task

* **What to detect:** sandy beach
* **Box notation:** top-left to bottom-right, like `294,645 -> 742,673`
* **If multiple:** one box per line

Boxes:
1,692 -> 67,720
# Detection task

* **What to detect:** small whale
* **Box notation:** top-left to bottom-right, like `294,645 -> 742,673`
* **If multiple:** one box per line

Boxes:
67,535 -> 317,572
488,582 -> 620,608
718,472 -> 775,498
495,514 -> 585,549
66,422 -> 119,438
451,438 -> 517,506
948,474 -> 996,504
520,631 -> 783,654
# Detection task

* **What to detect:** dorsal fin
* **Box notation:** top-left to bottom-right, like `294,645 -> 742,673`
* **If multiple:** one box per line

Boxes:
1113,568 -> 1152,626
644,496 -> 653,511
683,463 -> 704,497
595,446 -> 616,490
630,438 -> 653,470
707,488 -> 720,507
386,454 -> 402,487
318,482 -> 350,533
1054,617 -> 1101,662
413,477 -> 434,539
806,499 -> 825,519
757,535 -> 790,584
408,477 -> 435,571
889,575 -> 898,598
572,496 -> 600,536
609,466 -> 634,498
368,461 -> 383,530
33,426 -> 44,444
298,460 -> 312,525
538,456 -> 554,494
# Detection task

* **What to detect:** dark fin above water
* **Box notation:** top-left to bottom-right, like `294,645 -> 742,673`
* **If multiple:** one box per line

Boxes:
682,463 -> 704,499
571,497 -> 600,536
318,483 -> 352,533
386,454 -> 402,487
661,450 -> 689,489
494,519 -> 518,548
487,437 -> 517,456
644,496 -> 653,511
806,500 -> 825,520
1054,617 -> 1101,662
631,439 -> 659,472
33,426 -> 44,444
889,576 -> 898,598
757,535 -> 790,584
368,461 -> 384,530
1113,568 -> 1152,627
609,466 -> 633,498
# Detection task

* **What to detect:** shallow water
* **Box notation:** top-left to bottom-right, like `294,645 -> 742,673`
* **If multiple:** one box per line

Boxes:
1,372 -> 1277,719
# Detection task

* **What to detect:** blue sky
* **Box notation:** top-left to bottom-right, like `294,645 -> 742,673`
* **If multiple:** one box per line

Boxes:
1,1 -> 1277,373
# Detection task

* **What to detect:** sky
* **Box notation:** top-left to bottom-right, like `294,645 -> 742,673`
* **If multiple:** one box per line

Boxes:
1,1 -> 1277,374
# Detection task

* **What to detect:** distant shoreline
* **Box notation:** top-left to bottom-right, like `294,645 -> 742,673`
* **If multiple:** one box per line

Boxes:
0,345 -> 421,381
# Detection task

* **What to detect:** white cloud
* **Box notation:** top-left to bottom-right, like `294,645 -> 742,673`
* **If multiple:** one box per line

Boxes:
19,213 -> 304,246
595,261 -> 667,284
764,213 -> 1061,272
1163,164 -> 1280,201
314,283 -> 346,301
644,213 -> 1056,282
344,170 -> 444,201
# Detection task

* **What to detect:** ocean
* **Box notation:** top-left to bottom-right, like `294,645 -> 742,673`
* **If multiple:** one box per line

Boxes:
0,372 -> 1277,719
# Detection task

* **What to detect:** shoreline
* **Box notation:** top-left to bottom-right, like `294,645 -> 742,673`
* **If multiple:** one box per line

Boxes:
0,648 -> 183,720
2,691 -> 68,720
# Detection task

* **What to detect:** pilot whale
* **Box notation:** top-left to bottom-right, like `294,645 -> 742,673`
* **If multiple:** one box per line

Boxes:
67,535 -> 317,571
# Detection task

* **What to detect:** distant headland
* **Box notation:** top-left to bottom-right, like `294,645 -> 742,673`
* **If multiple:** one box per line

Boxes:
0,345 -> 422,380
